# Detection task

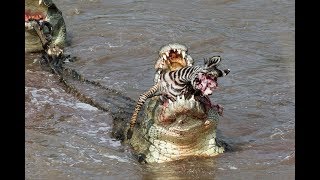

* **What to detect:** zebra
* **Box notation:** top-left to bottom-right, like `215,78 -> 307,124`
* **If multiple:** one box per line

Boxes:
159,56 -> 230,102
127,56 -> 230,139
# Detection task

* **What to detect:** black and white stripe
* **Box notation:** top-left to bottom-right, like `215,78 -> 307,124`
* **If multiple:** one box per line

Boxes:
159,56 -> 230,101
127,83 -> 160,139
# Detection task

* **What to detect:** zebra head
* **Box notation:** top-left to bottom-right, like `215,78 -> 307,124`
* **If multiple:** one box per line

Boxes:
192,56 -> 230,96
203,56 -> 230,77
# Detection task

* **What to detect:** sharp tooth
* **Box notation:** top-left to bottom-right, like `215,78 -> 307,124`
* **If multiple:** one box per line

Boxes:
182,51 -> 186,58
176,96 -> 182,104
165,52 -> 169,57
181,95 -> 185,100
190,95 -> 195,101
191,100 -> 195,106
195,101 -> 200,108
177,49 -> 181,54
197,104 -> 202,112
162,54 -> 167,60
179,98 -> 185,106
188,100 -> 195,108
39,0 -> 42,5
168,99 -> 173,104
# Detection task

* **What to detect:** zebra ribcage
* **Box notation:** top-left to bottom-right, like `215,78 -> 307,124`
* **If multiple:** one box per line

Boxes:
160,66 -> 202,101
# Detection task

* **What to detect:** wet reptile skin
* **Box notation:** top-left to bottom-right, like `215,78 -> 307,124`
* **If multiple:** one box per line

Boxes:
25,0 -> 66,52
126,95 -> 225,163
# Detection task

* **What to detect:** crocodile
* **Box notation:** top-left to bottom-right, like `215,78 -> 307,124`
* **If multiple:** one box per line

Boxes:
25,0 -> 66,53
124,54 -> 230,163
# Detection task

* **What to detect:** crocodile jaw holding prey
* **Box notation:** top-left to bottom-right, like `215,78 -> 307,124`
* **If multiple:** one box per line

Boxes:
25,0 -> 66,52
154,43 -> 194,84
124,44 -> 228,163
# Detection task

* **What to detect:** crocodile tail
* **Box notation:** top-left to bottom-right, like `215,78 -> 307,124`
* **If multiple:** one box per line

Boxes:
127,82 -> 160,139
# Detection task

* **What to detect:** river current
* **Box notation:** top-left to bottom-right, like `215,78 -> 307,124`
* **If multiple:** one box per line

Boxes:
25,0 -> 294,179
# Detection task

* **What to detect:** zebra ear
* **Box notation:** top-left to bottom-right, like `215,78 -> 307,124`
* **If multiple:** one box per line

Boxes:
203,58 -> 208,66
204,56 -> 221,69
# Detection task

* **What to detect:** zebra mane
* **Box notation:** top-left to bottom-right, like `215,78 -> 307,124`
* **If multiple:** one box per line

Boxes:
203,56 -> 221,70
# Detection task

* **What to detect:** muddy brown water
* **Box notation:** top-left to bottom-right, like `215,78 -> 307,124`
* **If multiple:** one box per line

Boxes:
25,0 -> 294,179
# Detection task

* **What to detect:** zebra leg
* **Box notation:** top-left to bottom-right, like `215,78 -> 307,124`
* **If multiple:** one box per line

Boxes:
127,83 -> 160,139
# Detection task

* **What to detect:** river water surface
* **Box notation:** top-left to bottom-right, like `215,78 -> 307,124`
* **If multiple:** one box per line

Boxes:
25,0 -> 295,179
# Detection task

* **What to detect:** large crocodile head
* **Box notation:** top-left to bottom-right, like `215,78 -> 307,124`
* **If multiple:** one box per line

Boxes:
128,88 -> 226,163
25,0 -> 66,52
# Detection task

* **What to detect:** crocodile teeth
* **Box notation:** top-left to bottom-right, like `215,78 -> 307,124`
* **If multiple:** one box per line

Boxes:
182,51 -> 186,59
176,96 -> 185,106
177,49 -> 181,54
165,52 -> 169,57
177,95 -> 183,100
39,0 -> 42,5
195,101 -> 200,109
190,95 -> 195,101
162,54 -> 167,60
168,99 -> 173,104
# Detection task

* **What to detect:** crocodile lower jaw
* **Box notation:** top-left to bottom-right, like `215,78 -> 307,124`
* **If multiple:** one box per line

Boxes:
142,95 -> 223,163
160,95 -> 205,123
145,129 -> 224,163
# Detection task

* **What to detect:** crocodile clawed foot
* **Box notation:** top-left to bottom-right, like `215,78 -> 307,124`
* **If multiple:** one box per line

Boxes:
46,44 -> 64,58
43,44 -> 71,65
62,54 -> 77,63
